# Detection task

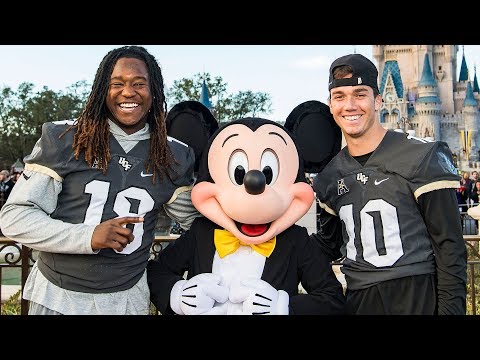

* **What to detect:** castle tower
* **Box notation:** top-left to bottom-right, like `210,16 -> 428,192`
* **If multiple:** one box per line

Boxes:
373,45 -> 480,171
378,50 -> 408,130
473,65 -> 479,93
455,48 -> 470,112
374,46 -> 457,112
462,81 -> 479,160
416,53 -> 442,140
474,65 -> 480,116
432,45 -> 457,114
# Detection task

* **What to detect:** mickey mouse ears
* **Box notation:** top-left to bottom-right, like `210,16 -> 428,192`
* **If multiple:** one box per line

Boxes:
166,101 -> 219,172
284,100 -> 341,173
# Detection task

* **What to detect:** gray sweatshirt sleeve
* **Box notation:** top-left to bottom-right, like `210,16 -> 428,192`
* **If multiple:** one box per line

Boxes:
0,170 -> 96,254
163,186 -> 202,230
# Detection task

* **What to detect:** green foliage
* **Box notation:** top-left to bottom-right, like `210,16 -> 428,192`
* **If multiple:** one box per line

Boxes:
1,289 -> 21,315
0,74 -> 273,169
466,284 -> 479,315
0,81 -> 90,169
166,72 -> 272,123
466,244 -> 480,315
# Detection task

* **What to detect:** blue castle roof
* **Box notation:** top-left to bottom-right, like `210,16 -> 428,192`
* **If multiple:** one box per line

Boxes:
459,51 -> 469,82
473,66 -> 479,93
418,54 -> 437,87
464,81 -> 478,107
379,60 -> 404,98
199,79 -> 212,110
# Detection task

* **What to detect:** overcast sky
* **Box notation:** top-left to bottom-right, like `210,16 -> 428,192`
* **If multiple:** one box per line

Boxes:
1,45 -> 479,123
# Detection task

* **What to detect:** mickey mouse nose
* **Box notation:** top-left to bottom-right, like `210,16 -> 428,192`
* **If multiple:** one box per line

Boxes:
243,170 -> 266,195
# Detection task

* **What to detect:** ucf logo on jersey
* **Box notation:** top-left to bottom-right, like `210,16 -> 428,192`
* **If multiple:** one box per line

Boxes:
356,172 -> 369,185
118,157 -> 132,171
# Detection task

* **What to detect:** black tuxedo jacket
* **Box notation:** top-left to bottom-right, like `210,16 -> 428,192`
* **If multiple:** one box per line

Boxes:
147,216 -> 345,315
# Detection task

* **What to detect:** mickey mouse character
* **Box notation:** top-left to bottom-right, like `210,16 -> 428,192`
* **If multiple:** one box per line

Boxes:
147,101 -> 345,315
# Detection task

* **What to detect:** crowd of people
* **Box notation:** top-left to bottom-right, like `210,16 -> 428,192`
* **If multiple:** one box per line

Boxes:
456,170 -> 480,233
457,170 -> 480,209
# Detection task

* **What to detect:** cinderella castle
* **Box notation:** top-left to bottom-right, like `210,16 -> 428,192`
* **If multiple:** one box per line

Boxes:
373,45 -> 479,171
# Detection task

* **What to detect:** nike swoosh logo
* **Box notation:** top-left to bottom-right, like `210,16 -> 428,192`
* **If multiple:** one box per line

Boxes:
140,171 -> 154,177
374,177 -> 389,185
23,173 -> 31,181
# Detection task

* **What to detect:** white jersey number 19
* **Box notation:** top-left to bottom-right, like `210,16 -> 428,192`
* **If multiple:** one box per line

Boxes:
84,180 -> 155,254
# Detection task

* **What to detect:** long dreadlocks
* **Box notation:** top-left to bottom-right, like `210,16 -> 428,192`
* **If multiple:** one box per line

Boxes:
64,45 -> 175,183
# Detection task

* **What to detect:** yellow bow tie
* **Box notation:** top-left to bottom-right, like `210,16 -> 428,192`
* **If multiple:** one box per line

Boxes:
214,229 -> 276,259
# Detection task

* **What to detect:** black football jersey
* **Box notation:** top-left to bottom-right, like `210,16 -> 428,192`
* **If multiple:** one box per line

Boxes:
24,121 -> 195,293
313,131 -> 460,290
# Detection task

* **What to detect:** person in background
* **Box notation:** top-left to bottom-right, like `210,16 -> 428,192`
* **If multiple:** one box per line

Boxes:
458,171 -> 471,211
0,45 -> 200,315
469,180 -> 480,207
0,170 -> 14,209
469,170 -> 479,206
11,171 -> 22,185
467,181 -> 480,233
310,53 -> 467,315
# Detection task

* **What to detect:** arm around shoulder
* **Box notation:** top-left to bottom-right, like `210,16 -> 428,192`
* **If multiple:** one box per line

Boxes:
309,207 -> 344,262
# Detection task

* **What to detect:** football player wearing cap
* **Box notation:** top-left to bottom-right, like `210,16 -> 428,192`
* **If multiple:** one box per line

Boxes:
310,53 -> 467,315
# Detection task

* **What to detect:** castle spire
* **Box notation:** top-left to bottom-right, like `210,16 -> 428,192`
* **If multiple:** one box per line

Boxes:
199,76 -> 213,111
418,53 -> 437,87
464,81 -> 478,107
459,49 -> 469,81
473,64 -> 479,93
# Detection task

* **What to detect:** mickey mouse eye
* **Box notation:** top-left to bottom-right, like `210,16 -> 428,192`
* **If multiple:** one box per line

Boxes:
260,149 -> 279,185
228,150 -> 248,185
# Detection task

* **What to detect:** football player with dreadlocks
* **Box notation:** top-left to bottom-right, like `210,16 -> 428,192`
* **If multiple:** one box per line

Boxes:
0,46 -> 200,315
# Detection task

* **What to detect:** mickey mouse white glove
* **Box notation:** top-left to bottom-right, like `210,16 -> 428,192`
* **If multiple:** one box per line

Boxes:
170,273 -> 229,315
229,278 -> 290,315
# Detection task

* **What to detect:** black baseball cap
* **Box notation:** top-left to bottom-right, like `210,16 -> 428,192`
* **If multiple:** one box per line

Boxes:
328,54 -> 379,93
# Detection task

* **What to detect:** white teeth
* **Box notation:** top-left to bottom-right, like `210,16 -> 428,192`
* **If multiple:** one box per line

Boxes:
344,115 -> 361,121
119,103 -> 139,108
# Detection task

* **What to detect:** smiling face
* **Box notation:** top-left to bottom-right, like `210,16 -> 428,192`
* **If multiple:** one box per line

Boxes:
329,83 -> 382,140
106,57 -> 152,135
191,121 -> 314,245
